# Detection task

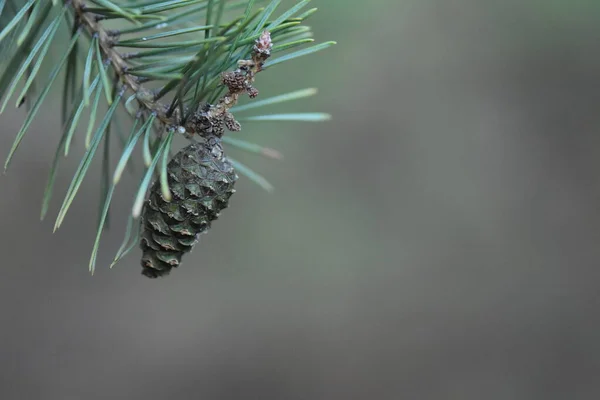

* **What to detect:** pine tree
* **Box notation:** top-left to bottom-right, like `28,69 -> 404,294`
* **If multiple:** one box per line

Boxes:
0,0 -> 334,276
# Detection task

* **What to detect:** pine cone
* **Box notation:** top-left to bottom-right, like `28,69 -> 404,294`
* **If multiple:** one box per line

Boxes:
139,138 -> 237,278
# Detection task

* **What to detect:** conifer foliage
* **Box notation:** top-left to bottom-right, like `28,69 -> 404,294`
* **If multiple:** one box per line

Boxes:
0,0 -> 334,276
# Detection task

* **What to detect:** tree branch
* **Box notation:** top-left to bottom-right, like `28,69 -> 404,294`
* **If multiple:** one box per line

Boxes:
69,0 -> 273,139
70,0 -> 174,125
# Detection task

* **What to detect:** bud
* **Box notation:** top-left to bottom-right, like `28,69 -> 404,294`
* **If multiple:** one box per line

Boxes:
255,31 -> 273,55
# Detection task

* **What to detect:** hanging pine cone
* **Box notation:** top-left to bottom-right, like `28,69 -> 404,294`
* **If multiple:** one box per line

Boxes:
139,137 -> 237,278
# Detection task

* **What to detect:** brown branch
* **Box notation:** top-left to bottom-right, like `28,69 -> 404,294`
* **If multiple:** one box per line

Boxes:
69,0 -> 174,126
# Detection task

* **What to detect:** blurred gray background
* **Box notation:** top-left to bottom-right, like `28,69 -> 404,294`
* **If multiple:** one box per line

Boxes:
2,0 -> 600,398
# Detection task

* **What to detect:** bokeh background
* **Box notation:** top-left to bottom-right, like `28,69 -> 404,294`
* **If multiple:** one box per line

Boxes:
2,0 -> 600,398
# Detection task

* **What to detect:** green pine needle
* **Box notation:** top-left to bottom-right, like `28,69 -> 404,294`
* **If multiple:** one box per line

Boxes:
0,0 -> 35,44
264,40 -> 336,68
159,129 -> 174,201
88,0 -> 141,24
95,38 -> 113,105
251,0 -> 281,36
85,82 -> 104,149
142,114 -> 156,167
230,87 -> 317,112
109,212 -> 141,268
89,180 -> 115,274
239,112 -> 331,122
265,0 -> 310,32
83,36 -> 98,106
16,0 -> 41,46
65,74 -> 102,156
116,25 -> 213,45
132,129 -> 174,218
113,117 -> 146,184
228,157 -> 274,192
223,136 -> 282,159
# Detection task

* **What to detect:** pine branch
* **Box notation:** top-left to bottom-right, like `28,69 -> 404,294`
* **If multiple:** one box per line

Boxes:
0,0 -> 336,275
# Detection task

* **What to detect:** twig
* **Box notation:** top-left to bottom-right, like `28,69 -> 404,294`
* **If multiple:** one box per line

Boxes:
68,1 -> 272,138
